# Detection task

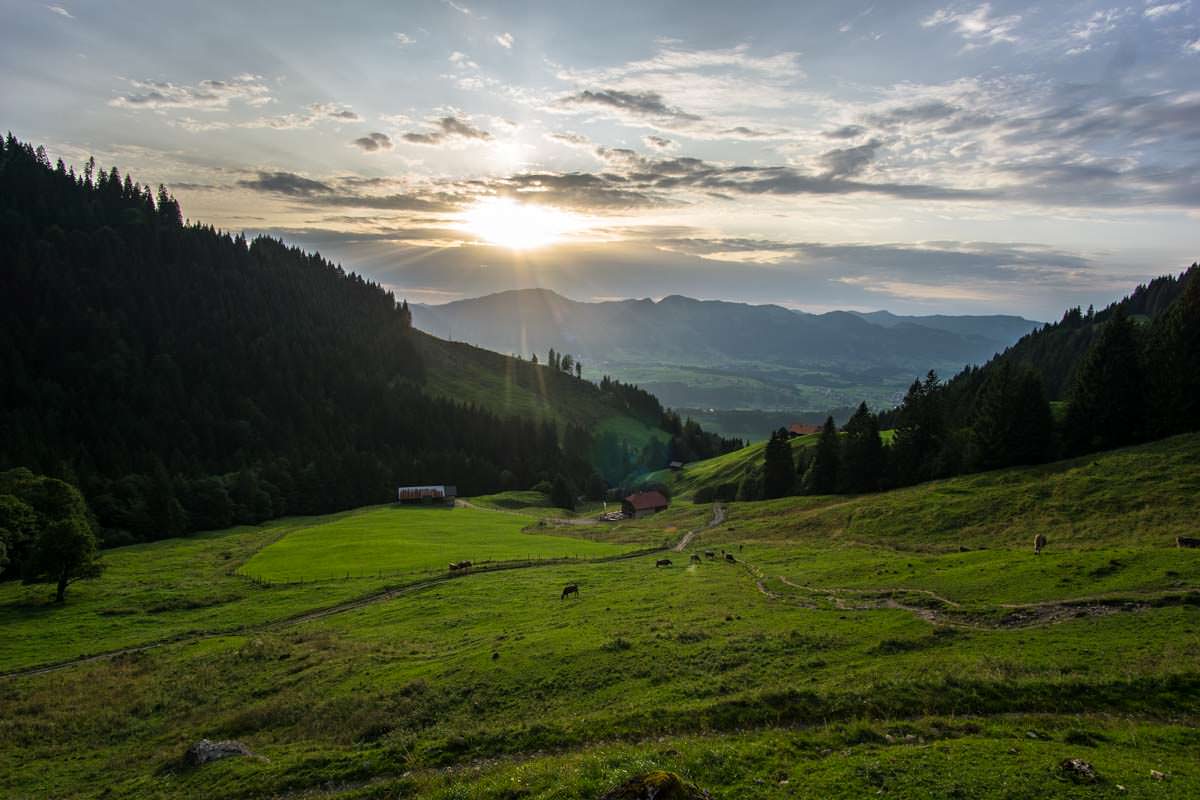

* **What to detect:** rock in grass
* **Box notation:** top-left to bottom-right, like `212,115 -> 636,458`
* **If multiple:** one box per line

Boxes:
1059,758 -> 1099,783
184,739 -> 253,767
599,770 -> 712,799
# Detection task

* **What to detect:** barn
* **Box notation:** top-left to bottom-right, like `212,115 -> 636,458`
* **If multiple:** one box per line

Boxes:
397,485 -> 457,507
787,423 -> 821,438
622,490 -> 669,518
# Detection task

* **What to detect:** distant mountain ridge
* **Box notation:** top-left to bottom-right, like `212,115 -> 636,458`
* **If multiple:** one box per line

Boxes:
413,289 -> 1041,373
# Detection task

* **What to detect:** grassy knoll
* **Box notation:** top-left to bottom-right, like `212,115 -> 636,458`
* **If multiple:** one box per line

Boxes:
240,505 -> 629,583
1,434 -> 1198,799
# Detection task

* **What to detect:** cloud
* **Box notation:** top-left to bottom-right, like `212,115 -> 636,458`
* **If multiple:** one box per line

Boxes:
236,171 -> 462,211
46,4 -> 73,18
1188,38 -> 1200,53
818,138 -> 884,178
243,102 -> 361,130
401,116 -> 492,146
442,0 -> 472,15
110,74 -> 272,110
921,4 -> 1022,49
545,131 -> 594,148
823,124 -> 867,139
495,32 -> 514,49
1068,8 -> 1127,43
237,171 -> 332,197
352,132 -> 393,152
1144,2 -> 1187,18
643,135 -> 676,151
449,51 -> 478,69
394,32 -> 415,45
558,88 -> 702,125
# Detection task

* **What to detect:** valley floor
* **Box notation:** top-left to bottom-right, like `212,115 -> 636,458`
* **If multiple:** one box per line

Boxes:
2,435 -> 1200,798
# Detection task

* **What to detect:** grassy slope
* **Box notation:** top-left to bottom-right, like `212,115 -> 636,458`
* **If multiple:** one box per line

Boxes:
644,433 -> 820,496
413,331 -> 666,454
2,434 -> 1199,799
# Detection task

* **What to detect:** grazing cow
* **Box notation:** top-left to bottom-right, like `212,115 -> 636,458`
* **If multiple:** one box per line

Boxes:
656,558 -> 672,568
705,550 -> 716,559
1033,534 -> 1047,555
738,544 -> 743,552
1177,536 -> 1200,549
725,553 -> 736,564
448,560 -> 472,572
561,583 -> 580,600
690,553 -> 702,564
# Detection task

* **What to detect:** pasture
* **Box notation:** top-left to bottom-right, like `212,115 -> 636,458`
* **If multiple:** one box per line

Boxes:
240,505 -> 630,582
1,434 -> 1199,799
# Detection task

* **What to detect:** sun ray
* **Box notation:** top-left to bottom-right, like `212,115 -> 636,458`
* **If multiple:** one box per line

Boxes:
457,197 -> 586,250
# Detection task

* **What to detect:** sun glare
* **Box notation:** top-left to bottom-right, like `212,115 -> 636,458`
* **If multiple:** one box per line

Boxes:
459,197 -> 584,250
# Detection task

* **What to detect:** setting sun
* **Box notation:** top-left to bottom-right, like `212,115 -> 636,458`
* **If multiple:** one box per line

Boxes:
458,197 -> 584,250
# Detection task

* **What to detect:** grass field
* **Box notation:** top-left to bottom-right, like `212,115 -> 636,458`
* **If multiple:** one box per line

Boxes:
240,505 -> 628,582
2,434 -> 1198,799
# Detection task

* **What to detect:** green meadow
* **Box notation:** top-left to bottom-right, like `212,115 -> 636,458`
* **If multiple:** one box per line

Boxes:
2,434 -> 1198,798
240,505 -> 629,582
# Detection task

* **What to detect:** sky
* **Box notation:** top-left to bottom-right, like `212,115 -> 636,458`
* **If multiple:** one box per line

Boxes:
3,0 -> 1200,319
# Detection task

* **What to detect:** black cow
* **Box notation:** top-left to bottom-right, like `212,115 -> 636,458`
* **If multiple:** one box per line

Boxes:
724,553 -> 736,564
656,558 -> 672,568
561,583 -> 580,600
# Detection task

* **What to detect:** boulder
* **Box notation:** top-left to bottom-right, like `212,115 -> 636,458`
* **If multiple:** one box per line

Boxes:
184,739 -> 253,767
1059,758 -> 1099,783
599,770 -> 712,800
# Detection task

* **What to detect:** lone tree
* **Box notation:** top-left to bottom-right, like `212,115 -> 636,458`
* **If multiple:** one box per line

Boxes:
0,469 -> 102,602
24,515 -> 101,602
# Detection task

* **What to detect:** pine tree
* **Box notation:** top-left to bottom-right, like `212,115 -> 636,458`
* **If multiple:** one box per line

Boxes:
805,417 -> 840,494
1063,306 -> 1145,454
839,403 -> 884,493
890,371 -> 947,485
1145,267 -> 1200,438
762,428 -> 795,498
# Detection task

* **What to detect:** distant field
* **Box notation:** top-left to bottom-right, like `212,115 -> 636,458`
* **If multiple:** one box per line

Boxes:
240,505 -> 629,582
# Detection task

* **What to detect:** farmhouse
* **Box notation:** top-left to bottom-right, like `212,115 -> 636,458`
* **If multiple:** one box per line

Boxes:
787,423 -> 821,438
668,460 -> 684,471
622,490 -> 669,518
397,485 -> 457,506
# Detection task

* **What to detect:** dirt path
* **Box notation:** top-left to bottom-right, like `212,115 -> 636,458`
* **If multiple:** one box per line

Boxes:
673,503 -> 725,552
763,574 -> 1190,629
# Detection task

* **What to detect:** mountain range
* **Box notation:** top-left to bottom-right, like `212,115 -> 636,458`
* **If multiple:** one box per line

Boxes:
411,290 -> 1042,426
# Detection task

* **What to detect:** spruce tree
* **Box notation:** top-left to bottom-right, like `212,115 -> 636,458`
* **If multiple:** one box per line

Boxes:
1063,306 -> 1145,454
839,403 -> 884,493
805,417 -> 840,494
762,428 -> 795,499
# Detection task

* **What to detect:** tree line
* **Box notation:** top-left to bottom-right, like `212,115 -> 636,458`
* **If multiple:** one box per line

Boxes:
729,265 -> 1199,501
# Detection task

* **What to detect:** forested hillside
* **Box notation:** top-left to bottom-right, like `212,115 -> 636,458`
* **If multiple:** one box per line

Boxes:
0,135 -> 735,548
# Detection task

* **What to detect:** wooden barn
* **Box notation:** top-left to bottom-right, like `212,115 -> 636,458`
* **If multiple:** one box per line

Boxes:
622,490 -> 669,518
397,485 -> 457,507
